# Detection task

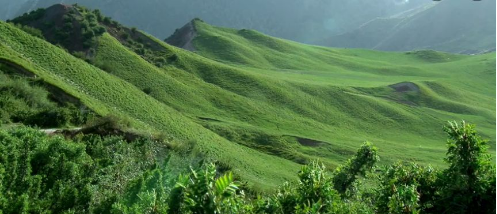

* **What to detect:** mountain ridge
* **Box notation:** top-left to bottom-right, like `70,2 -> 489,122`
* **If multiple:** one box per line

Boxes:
4,0 -> 430,43
319,0 -> 496,54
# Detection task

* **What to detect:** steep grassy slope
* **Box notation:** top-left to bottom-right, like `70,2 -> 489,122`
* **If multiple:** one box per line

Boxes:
0,21 -> 302,190
1,4 -> 495,190
319,0 -> 496,54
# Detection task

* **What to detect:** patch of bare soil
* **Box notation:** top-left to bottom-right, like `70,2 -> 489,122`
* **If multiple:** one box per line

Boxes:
295,137 -> 325,147
389,82 -> 420,93
388,82 -> 420,106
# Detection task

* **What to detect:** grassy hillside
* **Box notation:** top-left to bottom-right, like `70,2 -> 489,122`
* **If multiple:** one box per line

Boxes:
1,4 -> 495,191
0,21 -> 302,190
319,0 -> 496,54
170,19 -> 496,163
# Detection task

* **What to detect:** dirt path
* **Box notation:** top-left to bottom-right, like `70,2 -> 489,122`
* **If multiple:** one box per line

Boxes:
41,127 -> 82,135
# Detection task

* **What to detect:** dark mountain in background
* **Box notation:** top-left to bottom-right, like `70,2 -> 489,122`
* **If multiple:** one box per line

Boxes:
319,0 -> 496,54
2,0 -> 429,43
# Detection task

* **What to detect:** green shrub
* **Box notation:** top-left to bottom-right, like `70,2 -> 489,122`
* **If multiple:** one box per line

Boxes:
332,142 -> 379,196
0,78 -> 52,109
62,14 -> 73,23
435,121 -> 496,213
0,120 -> 495,213
375,162 -> 437,213
168,163 -> 246,213
93,9 -> 103,22
122,32 -> 130,40
95,26 -> 106,34
103,16 -> 112,25
0,75 -> 90,128
12,24 -> 44,39
54,27 -> 70,42
62,22 -> 74,31
10,8 -> 46,24
0,127 -> 93,213
80,19 -> 90,30
72,51 -> 87,60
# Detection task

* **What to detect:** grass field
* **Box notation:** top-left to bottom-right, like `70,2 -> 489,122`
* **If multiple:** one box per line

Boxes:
0,18 -> 494,191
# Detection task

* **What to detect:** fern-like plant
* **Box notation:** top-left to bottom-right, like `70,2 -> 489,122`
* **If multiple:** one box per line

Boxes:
168,163 -> 245,214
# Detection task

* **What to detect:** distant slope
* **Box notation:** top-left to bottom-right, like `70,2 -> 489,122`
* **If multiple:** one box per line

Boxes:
319,0 -> 496,54
2,4 -> 495,190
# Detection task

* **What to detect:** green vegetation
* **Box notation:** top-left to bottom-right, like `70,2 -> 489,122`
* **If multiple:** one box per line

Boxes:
0,122 -> 494,213
9,4 -> 107,54
0,125 -> 175,213
0,3 -> 494,196
115,122 -> 495,214
0,20 -> 300,190
0,67 -> 91,128
10,23 -> 44,39
8,8 -> 46,24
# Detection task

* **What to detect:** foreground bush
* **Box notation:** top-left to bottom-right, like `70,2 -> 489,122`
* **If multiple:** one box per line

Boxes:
0,121 -> 495,213
0,127 -> 171,213
164,121 -> 494,214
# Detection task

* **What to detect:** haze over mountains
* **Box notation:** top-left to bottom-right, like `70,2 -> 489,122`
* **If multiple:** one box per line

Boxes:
320,0 -> 497,54
3,0 -> 430,44
4,0 -> 495,54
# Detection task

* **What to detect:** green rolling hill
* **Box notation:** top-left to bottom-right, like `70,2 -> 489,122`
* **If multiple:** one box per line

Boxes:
1,4 -> 495,192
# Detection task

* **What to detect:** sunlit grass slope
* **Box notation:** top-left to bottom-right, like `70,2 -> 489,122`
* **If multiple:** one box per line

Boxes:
96,17 -> 495,168
0,21 -> 302,190
1,15 -> 495,190
92,18 -> 495,168
186,20 -> 496,162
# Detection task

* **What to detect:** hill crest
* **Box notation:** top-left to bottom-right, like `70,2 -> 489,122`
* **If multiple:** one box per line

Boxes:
164,18 -> 201,51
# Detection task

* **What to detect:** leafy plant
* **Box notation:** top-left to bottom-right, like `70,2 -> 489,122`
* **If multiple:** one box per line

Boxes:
435,121 -> 496,214
374,162 -> 437,213
169,163 -> 246,214
332,142 -> 379,196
